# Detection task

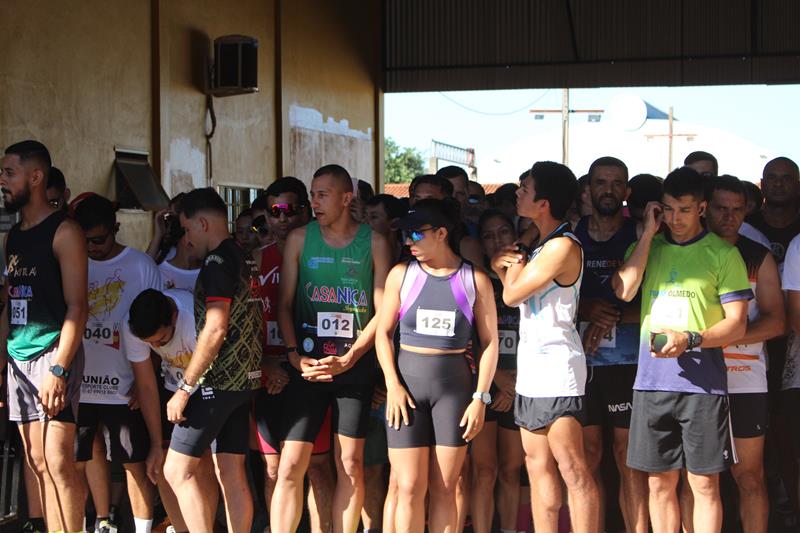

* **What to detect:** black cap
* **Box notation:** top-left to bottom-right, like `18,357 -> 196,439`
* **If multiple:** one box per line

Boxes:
397,204 -> 450,231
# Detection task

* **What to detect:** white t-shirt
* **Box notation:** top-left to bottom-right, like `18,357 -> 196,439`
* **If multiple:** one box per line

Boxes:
739,222 -> 771,250
122,289 -> 197,392
82,247 -> 162,404
159,259 -> 200,292
781,235 -> 800,390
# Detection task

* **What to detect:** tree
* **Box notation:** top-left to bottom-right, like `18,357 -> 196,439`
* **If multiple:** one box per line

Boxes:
384,137 -> 425,183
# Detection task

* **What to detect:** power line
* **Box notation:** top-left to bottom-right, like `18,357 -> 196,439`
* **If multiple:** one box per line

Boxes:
437,89 -> 552,116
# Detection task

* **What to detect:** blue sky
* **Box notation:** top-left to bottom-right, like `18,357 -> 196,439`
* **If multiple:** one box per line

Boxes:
384,84 -> 800,176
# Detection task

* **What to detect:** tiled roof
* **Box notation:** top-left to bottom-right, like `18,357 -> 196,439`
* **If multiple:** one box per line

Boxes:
382,182 -> 511,197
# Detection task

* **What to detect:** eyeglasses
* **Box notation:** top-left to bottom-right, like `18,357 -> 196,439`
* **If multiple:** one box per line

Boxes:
250,215 -> 270,235
403,227 -> 436,243
86,232 -> 112,246
268,203 -> 300,218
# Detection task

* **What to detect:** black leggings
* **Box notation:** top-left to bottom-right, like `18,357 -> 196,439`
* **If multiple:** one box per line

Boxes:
386,349 -> 472,448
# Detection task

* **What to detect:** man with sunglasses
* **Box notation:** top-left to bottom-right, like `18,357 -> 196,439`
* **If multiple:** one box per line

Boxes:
250,178 -> 336,533
73,194 -> 164,533
271,164 -> 392,533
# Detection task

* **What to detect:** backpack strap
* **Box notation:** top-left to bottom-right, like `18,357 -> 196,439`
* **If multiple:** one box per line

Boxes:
398,261 -> 427,321
450,262 -> 476,325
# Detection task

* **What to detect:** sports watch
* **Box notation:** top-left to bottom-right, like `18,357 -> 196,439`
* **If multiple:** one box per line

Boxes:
177,378 -> 199,396
472,391 -> 492,405
685,331 -> 703,350
49,364 -> 70,378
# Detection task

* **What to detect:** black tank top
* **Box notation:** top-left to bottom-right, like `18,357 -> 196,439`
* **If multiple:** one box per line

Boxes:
574,216 -> 638,305
6,210 -> 68,360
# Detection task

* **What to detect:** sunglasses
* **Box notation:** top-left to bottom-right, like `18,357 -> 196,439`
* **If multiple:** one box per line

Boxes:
268,203 -> 301,218
403,227 -> 437,243
250,215 -> 270,235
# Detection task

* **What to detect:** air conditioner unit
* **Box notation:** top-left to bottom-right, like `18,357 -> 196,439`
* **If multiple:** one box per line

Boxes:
209,35 -> 259,97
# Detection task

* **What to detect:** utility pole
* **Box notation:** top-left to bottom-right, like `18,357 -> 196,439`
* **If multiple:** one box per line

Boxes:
531,88 -> 604,167
562,89 -> 570,167
644,106 -> 695,174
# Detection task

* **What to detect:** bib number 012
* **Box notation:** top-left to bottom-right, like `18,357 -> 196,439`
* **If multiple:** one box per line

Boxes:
317,312 -> 354,338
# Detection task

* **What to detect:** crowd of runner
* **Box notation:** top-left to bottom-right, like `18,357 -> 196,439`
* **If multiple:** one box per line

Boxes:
1,139 -> 800,533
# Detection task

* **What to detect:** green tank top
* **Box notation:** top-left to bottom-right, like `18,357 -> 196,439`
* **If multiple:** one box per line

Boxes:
295,221 -> 374,383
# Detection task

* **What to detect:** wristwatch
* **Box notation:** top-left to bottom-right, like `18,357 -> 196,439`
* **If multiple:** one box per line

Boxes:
472,391 -> 492,405
685,331 -> 703,350
49,364 -> 70,378
177,378 -> 199,396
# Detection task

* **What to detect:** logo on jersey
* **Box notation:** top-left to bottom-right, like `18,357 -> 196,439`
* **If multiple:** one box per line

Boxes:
6,255 -> 37,277
667,267 -> 678,284
305,283 -> 368,307
86,270 -> 126,349
259,266 -> 280,287
8,285 -> 33,298
307,256 -> 335,269
205,254 -> 224,266
323,341 -> 337,355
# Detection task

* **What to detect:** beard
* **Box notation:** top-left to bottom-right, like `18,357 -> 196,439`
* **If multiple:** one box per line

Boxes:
592,194 -> 622,216
2,183 -> 31,213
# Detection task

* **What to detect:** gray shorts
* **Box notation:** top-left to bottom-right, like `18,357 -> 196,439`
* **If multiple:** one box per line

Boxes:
6,344 -> 84,424
627,390 -> 735,474
514,394 -> 586,432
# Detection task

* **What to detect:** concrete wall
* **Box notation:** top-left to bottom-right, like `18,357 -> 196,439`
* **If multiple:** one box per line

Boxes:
158,0 -> 277,195
279,0 -> 381,187
0,0 -> 152,198
0,0 -> 382,249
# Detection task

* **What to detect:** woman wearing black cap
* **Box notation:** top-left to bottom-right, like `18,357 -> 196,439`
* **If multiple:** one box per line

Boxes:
375,198 -> 499,533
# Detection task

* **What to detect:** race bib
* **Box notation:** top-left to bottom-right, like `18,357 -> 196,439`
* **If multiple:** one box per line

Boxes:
415,309 -> 456,337
84,321 -> 115,344
498,330 -> 518,354
10,300 -> 27,326
317,312 -> 354,338
266,321 -> 284,346
724,341 -> 763,358
579,322 -> 616,349
649,296 -> 690,329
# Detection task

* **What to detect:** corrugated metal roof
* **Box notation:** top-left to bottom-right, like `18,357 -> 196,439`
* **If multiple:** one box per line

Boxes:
385,0 -> 800,92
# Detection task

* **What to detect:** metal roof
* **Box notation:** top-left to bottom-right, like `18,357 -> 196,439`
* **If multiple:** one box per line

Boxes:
384,0 -> 800,92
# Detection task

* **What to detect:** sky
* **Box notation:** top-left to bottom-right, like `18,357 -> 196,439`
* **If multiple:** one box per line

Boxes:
384,84 -> 800,181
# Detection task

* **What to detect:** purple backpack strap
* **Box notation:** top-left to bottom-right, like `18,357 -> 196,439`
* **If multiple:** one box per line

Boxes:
398,261 -> 427,321
450,262 -> 475,325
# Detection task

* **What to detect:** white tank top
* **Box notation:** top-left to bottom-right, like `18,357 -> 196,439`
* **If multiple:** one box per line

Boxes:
515,223 -> 587,398
725,279 -> 767,393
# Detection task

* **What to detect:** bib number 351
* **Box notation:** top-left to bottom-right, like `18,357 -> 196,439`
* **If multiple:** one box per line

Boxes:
317,312 -> 354,338
10,300 -> 27,326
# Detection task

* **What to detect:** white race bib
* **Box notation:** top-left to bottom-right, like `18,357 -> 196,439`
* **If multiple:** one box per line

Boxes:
266,320 -> 284,346
415,309 -> 456,337
317,312 -> 354,338
84,321 -> 116,344
498,329 -> 518,354
649,296 -> 690,329
725,341 -> 763,358
10,300 -> 27,326
579,322 -> 616,349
